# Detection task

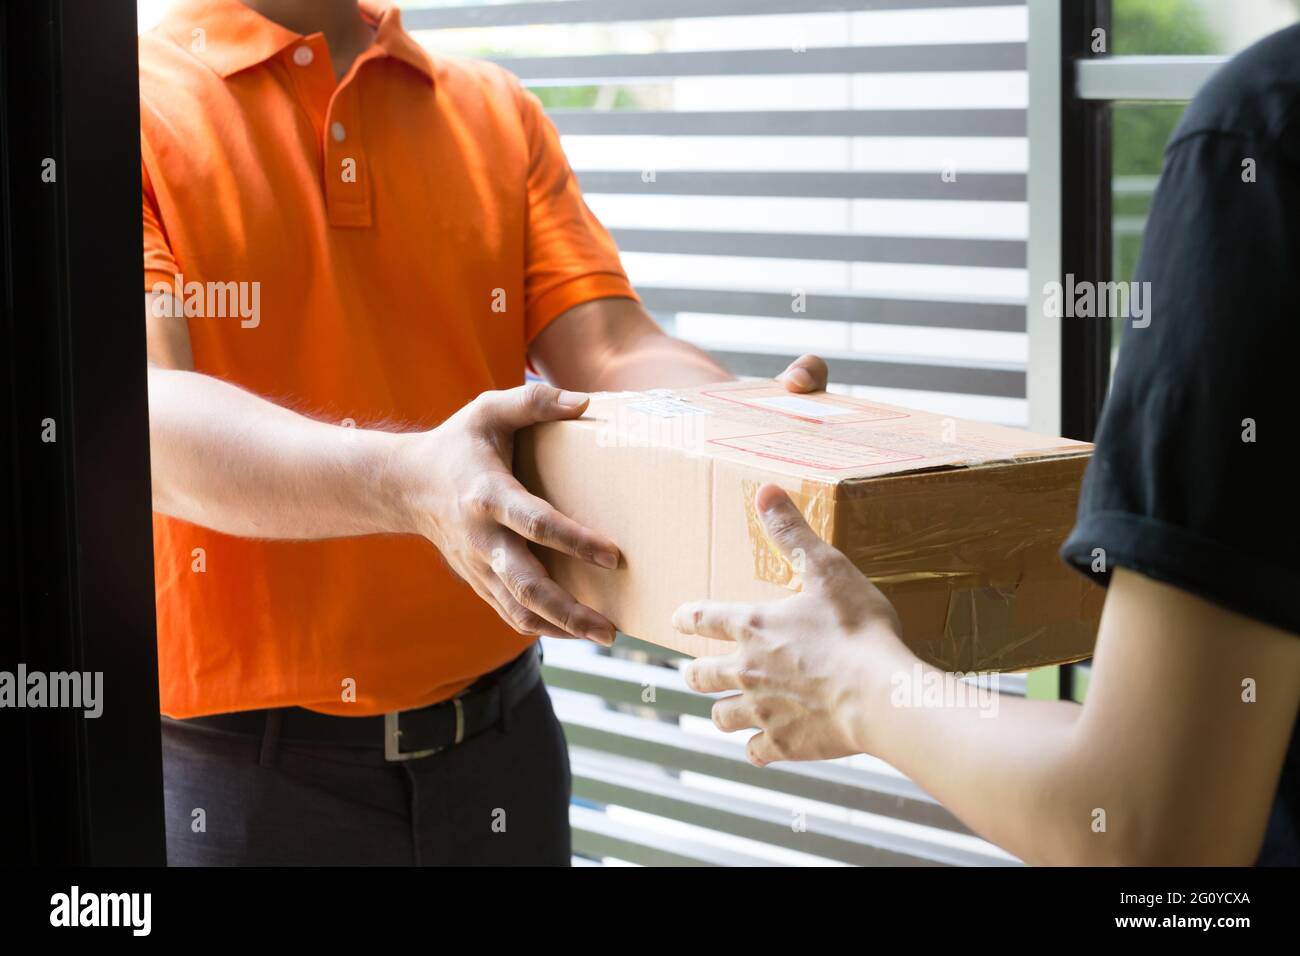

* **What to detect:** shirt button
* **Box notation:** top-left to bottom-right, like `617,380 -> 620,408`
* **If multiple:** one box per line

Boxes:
331,121 -> 346,142
293,46 -> 314,66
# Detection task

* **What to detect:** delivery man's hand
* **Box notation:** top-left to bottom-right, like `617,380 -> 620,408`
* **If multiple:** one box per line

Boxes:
401,382 -> 620,645
776,354 -> 828,393
674,483 -> 911,766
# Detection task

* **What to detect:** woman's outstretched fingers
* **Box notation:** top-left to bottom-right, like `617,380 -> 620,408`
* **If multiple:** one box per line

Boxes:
682,653 -> 745,694
711,694 -> 759,732
673,600 -> 761,643
746,731 -> 780,767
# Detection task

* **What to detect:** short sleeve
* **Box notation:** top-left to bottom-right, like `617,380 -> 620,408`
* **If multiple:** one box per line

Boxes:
1059,131 -> 1300,636
142,159 -> 180,293
513,82 -> 639,342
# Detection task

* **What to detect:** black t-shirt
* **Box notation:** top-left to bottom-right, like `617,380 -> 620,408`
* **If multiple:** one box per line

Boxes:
1059,24 -> 1300,866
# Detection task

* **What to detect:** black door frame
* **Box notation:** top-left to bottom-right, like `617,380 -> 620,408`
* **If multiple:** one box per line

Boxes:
1,0 -> 165,865
1059,0 -> 1114,444
1055,0 -> 1114,702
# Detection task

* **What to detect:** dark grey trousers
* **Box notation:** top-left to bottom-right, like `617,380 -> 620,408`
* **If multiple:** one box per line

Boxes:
161,680 -> 572,866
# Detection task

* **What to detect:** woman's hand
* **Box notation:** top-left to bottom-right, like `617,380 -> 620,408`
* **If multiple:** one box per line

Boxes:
674,483 -> 912,766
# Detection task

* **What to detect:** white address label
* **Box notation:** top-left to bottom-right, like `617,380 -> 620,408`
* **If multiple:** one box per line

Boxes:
751,395 -> 854,417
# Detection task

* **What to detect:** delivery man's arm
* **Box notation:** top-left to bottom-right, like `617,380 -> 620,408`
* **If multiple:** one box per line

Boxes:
675,485 -> 1300,866
528,295 -> 827,393
145,292 -> 622,643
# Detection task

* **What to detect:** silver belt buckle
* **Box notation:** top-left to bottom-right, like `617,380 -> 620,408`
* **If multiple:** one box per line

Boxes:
383,698 -> 464,762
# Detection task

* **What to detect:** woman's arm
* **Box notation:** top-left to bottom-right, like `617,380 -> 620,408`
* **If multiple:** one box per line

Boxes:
677,484 -> 1300,865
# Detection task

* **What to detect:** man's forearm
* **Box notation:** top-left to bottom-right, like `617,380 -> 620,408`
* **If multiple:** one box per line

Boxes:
529,297 -> 732,392
148,366 -> 412,540
585,326 -> 732,392
530,297 -> 830,394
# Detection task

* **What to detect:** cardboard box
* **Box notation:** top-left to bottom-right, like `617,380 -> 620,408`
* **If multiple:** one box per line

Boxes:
514,380 -> 1103,673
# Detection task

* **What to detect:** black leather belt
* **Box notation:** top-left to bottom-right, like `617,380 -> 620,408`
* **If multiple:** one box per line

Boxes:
175,644 -> 543,762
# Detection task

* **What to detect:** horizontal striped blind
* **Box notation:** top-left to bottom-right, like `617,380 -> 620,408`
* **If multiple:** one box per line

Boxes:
405,0 -> 1030,426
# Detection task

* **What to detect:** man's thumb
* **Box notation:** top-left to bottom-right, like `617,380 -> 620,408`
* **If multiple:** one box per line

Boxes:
494,382 -> 589,428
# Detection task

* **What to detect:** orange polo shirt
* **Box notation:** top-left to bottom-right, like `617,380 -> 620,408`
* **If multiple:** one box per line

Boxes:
140,0 -> 636,718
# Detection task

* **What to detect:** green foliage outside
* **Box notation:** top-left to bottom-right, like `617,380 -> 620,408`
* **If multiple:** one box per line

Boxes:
531,86 -> 641,111
1111,0 -> 1216,281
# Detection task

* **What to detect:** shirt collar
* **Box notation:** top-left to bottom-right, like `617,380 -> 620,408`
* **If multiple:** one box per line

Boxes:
162,0 -> 435,85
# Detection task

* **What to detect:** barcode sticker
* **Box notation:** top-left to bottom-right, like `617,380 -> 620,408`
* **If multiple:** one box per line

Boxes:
626,397 -> 712,419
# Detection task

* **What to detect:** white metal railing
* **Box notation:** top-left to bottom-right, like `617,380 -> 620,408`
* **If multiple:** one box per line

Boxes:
1075,54 -> 1228,102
